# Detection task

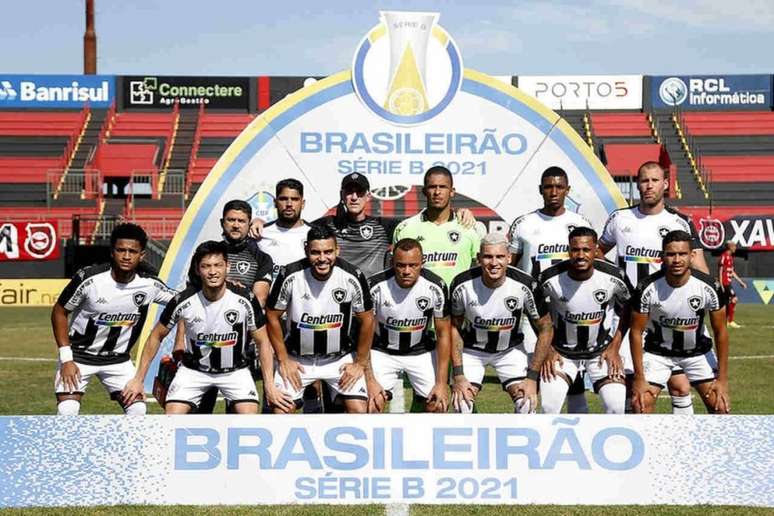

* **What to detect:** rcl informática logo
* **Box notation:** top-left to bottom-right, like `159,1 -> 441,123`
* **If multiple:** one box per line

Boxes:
658,77 -> 688,106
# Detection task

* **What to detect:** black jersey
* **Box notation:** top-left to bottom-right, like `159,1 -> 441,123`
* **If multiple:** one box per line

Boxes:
223,237 -> 273,290
314,214 -> 395,279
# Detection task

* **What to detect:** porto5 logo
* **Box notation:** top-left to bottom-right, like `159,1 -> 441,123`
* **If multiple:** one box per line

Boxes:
352,11 -> 462,125
24,222 -> 57,259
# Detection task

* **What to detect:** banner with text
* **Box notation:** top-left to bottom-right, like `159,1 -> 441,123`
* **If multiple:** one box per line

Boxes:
0,279 -> 68,307
121,76 -> 250,109
681,207 -> 774,251
0,415 -> 771,507
518,75 -> 643,110
0,221 -> 60,261
0,74 -> 114,109
650,75 -> 772,110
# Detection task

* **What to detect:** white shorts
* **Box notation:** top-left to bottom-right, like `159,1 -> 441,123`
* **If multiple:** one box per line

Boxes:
166,365 -> 259,409
463,346 -> 528,391
55,359 -> 135,397
550,354 -> 615,392
371,349 -> 437,398
273,353 -> 368,402
623,329 -> 687,376
643,351 -> 718,389
520,318 -> 537,355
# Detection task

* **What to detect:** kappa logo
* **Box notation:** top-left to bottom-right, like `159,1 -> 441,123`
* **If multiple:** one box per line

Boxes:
132,292 -> 147,307
224,309 -> 239,324
448,230 -> 460,243
332,288 -> 347,303
96,297 -> 108,305
622,226 -> 633,234
192,316 -> 204,323
301,292 -> 312,301
359,225 -> 374,240
593,289 -> 608,304
658,226 -> 671,239
236,261 -> 251,275
248,390 -> 257,397
559,295 -> 569,303
688,296 -> 703,312
416,296 -> 431,311
504,296 -> 520,311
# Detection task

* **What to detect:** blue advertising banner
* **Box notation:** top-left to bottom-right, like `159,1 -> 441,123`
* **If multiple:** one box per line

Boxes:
0,75 -> 114,109
650,75 -> 772,110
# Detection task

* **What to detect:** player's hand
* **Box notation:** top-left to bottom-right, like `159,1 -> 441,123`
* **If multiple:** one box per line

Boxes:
59,360 -> 81,393
226,279 -> 246,289
451,376 -> 476,413
600,349 -> 624,381
631,376 -> 651,414
512,379 -> 538,414
708,380 -> 731,414
264,383 -> 295,414
366,378 -> 387,413
456,208 -> 476,229
278,358 -> 304,391
426,382 -> 449,413
248,218 -> 265,239
121,377 -> 146,406
339,362 -> 365,392
541,351 -> 563,381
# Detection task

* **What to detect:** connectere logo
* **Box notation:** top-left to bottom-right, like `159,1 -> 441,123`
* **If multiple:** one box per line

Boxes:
0,81 -> 18,101
659,77 -> 687,106
129,78 -> 155,105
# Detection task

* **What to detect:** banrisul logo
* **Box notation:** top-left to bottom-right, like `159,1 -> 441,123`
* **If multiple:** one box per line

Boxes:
352,11 -> 463,126
0,81 -> 17,101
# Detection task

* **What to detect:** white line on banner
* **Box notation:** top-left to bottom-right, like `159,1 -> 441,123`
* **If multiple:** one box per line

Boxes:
387,374 -> 409,516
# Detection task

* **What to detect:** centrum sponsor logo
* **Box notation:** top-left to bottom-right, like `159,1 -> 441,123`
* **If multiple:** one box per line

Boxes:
299,313 -> 344,330
195,331 -> 238,348
423,251 -> 457,267
385,316 -> 427,331
564,310 -> 604,326
624,245 -> 661,264
95,312 -> 139,327
473,315 -> 516,331
536,243 -> 568,261
658,316 -> 699,331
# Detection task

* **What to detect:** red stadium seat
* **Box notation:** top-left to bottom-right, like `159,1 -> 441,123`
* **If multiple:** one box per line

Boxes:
701,155 -> 774,182
603,143 -> 669,177
682,112 -> 774,136
591,112 -> 652,137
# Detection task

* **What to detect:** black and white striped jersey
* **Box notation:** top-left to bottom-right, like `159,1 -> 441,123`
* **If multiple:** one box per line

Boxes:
314,215 -> 396,279
369,268 -> 449,355
257,221 -> 310,279
599,205 -> 699,288
267,258 -> 373,357
224,237 -> 274,289
540,260 -> 632,359
159,284 -> 265,373
508,209 -> 593,278
632,269 -> 726,357
57,263 -> 176,365
450,266 -> 547,353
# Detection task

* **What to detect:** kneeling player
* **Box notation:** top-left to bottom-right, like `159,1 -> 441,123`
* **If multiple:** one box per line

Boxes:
532,227 -> 632,414
367,238 -> 451,413
450,233 -> 552,414
266,225 -> 375,414
52,223 -> 175,415
630,230 -> 730,414
123,241 -> 288,414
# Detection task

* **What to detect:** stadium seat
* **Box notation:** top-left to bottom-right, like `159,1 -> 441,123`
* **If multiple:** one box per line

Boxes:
682,112 -> 774,136
591,112 -> 652,137
602,143 -> 670,177
701,156 -> 774,182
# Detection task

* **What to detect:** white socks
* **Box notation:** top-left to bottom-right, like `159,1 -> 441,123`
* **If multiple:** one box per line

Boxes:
57,399 -> 80,415
671,394 -> 694,415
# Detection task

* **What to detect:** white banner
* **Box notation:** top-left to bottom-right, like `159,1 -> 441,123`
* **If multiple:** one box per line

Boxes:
518,75 -> 643,110
0,415 -> 772,507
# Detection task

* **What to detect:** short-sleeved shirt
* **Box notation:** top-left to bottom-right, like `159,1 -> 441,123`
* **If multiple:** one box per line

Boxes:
600,205 -> 699,288
718,251 -> 735,287
224,237 -> 273,290
540,260 -> 632,359
257,220 -> 311,279
508,209 -> 593,277
267,258 -> 373,357
369,268 -> 449,355
57,263 -> 176,365
632,269 -> 726,357
450,266 -> 547,353
314,214 -> 396,279
392,209 -> 481,285
160,284 -> 265,373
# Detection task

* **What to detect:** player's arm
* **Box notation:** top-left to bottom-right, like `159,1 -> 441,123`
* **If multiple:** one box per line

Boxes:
252,281 -> 270,307
602,303 -> 629,380
266,307 -> 303,391
248,217 -> 265,239
340,308 -> 375,391
426,316 -> 451,412
449,315 -> 475,411
521,313 -> 553,405
51,302 -> 80,392
122,321 -> 171,405
691,248 -> 709,274
708,307 -> 731,413
251,327 -> 294,413
455,208 -> 476,229
628,310 -> 650,413
731,270 -> 747,289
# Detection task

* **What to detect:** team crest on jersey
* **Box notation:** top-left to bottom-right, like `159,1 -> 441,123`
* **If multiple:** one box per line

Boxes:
688,296 -> 703,312
224,309 -> 239,324
359,225 -> 374,240
416,296 -> 431,311
132,292 -> 147,307
236,261 -> 250,275
504,296 -> 520,311
658,226 -> 671,238
447,230 -> 460,243
332,288 -> 347,303
593,289 -> 609,304
566,225 -> 576,234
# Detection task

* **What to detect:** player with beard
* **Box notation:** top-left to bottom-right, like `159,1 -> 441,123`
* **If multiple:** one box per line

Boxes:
630,230 -> 729,414
599,161 -> 708,414
508,166 -> 593,414
257,178 -> 311,279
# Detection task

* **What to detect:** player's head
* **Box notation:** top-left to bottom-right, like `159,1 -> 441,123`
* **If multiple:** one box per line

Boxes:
392,238 -> 424,288
109,223 -> 147,274
662,230 -> 692,277
188,240 -> 229,290
568,226 -> 597,273
726,241 -> 737,254
340,172 -> 371,218
221,199 -> 252,243
539,166 -> 570,212
637,161 -> 668,208
422,165 -> 455,211
478,232 -> 511,284
275,178 -> 305,224
305,224 -> 338,279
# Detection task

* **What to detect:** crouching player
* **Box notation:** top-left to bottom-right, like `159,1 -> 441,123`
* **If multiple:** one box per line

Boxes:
122,241 -> 290,414
630,230 -> 730,414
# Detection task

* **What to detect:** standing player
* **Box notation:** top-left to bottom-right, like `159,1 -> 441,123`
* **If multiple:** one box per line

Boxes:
599,161 -> 708,414
630,231 -> 730,414
508,165 -> 593,413
368,238 -> 451,413
266,225 -> 375,413
533,227 -> 632,414
257,178 -> 311,278
719,241 -> 747,328
123,241 -> 289,414
449,233 -> 552,413
52,223 -> 175,415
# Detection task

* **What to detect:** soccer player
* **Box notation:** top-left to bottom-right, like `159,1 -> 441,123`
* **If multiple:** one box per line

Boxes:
266,224 -> 375,413
630,230 -> 730,414
449,233 -> 552,413
392,165 -> 481,286
367,238 -> 451,413
719,241 -> 747,328
508,165 -> 593,413
533,227 -> 631,414
257,178 -> 311,278
123,241 -> 289,414
599,161 -> 708,414
52,223 -> 175,415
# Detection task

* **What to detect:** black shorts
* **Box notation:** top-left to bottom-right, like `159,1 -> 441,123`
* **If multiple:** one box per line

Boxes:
724,285 -> 736,299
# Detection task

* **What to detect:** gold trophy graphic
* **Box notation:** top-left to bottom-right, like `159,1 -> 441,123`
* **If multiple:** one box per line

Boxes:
381,11 -> 438,116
